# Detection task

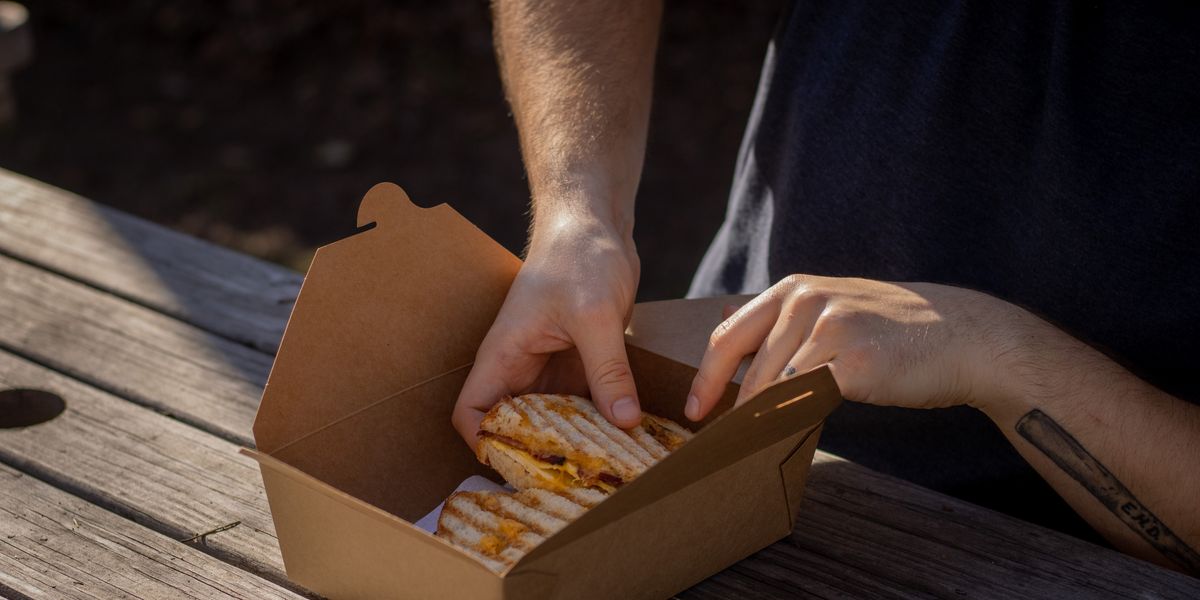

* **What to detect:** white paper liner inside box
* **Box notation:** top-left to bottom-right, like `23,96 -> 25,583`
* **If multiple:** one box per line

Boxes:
415,476 -> 513,534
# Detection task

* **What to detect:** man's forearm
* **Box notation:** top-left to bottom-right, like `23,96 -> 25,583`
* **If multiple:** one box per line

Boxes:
492,0 -> 661,240
981,312 -> 1200,573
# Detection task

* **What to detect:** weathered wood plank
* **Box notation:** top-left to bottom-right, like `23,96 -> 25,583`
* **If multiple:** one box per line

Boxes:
1,174 -> 1194,596
674,454 -> 1200,599
0,264 -> 1192,596
0,350 -> 287,586
0,252 -> 270,446
7,345 -> 1190,597
0,168 -> 301,353
744,453 -> 1200,599
3,345 -> 1193,599
0,464 -> 303,600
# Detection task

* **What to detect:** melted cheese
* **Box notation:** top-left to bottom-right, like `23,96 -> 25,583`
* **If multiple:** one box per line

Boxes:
486,439 -> 616,494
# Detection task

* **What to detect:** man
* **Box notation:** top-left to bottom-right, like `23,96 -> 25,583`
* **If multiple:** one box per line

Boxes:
452,0 -> 1200,574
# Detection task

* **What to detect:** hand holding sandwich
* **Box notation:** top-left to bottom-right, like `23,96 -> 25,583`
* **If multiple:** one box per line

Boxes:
453,218 -> 643,447
467,0 -> 1200,576
454,0 -> 662,444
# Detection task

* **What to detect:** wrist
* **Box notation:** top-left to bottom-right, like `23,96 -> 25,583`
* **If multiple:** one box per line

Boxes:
529,193 -> 635,253
529,168 -> 636,236
964,297 -> 1062,424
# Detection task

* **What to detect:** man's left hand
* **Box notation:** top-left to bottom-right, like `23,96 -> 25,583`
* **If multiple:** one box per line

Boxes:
685,274 -> 1023,420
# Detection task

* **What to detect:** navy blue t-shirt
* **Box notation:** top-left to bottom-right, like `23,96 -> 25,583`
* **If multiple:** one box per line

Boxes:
689,1 -> 1200,537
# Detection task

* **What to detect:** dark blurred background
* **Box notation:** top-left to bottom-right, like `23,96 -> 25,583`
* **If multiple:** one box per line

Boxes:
0,0 -> 781,301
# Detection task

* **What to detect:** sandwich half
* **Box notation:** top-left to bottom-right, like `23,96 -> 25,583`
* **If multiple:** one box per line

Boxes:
475,393 -> 693,494
435,487 -> 605,572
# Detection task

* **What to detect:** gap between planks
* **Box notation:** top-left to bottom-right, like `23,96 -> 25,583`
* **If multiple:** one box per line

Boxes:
0,463 -> 306,599
0,252 -> 272,447
3,172 -> 1198,597
0,348 -> 304,594
0,168 -> 301,354
3,346 -> 1197,599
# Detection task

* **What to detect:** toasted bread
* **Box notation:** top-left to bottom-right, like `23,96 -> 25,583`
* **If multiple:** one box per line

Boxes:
475,394 -> 692,494
435,488 -> 601,572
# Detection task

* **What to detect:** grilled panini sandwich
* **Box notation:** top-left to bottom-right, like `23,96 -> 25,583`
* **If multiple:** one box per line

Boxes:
436,394 -> 692,571
475,394 -> 693,493
435,487 -> 605,572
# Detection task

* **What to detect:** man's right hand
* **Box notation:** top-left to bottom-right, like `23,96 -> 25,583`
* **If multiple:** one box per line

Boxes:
452,216 -> 642,449
458,0 -> 662,447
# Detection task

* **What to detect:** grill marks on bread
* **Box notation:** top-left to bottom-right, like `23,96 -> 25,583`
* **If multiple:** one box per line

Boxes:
479,394 -> 694,489
440,394 -> 694,572
642,414 -> 692,451
436,488 -> 600,571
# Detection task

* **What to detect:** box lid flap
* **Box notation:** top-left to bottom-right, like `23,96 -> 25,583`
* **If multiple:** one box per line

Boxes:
514,363 -> 842,564
253,183 -> 522,453
625,295 -> 751,376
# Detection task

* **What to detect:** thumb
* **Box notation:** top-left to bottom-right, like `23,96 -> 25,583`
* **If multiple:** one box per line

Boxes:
571,316 -> 642,428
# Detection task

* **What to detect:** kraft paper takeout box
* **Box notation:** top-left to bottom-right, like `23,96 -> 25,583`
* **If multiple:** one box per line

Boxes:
242,184 -> 842,599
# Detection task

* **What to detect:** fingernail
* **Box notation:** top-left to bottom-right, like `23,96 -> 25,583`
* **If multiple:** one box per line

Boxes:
685,394 -> 700,421
612,396 -> 640,423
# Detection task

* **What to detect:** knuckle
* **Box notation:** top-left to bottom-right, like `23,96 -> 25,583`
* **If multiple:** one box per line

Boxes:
813,305 -> 862,338
799,284 -> 828,303
783,281 -> 826,307
780,293 -> 812,318
817,307 -> 852,332
590,357 -> 633,389
780,273 -> 807,289
708,320 -> 734,352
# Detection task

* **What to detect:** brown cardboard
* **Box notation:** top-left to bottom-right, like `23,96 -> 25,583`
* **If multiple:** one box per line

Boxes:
246,183 -> 843,599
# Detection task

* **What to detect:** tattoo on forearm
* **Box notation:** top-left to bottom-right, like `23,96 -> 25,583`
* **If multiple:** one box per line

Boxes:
1016,409 -> 1200,574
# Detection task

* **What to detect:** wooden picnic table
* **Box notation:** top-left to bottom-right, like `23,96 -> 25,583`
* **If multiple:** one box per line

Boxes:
0,166 -> 1195,599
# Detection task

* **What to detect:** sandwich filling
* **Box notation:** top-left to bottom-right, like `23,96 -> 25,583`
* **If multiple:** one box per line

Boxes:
475,394 -> 696,496
440,394 -> 695,572
478,433 -> 620,493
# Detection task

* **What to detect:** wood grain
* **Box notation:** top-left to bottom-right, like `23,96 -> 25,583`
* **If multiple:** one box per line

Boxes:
4,338 -> 1194,599
0,464 -> 303,600
0,168 -> 300,353
0,350 -> 287,586
674,452 -> 1200,599
2,170 -> 1197,598
0,252 -> 270,446
791,453 -> 1199,598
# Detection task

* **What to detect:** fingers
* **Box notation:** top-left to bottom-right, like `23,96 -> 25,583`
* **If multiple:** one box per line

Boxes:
450,404 -> 486,452
719,294 -> 755,319
570,313 -> 642,429
452,329 -> 547,450
452,340 -> 514,450
686,294 -> 779,421
736,298 -> 824,405
780,336 -> 839,393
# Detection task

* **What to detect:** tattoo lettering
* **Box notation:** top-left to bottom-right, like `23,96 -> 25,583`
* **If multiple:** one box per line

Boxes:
1016,409 -> 1200,574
